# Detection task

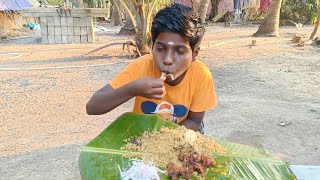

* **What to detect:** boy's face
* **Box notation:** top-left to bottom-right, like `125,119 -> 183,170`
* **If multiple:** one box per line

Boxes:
152,32 -> 198,83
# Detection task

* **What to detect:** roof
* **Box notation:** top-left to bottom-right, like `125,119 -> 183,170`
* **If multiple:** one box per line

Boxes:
0,0 -> 33,11
27,0 -> 40,7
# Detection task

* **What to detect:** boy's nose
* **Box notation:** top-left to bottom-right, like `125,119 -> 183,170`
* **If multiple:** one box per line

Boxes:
163,54 -> 173,65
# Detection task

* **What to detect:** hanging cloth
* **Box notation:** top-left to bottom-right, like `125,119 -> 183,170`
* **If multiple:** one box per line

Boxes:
260,0 -> 272,12
234,0 -> 239,11
249,0 -> 255,8
243,0 -> 250,9
239,0 -> 244,10
218,0 -> 234,13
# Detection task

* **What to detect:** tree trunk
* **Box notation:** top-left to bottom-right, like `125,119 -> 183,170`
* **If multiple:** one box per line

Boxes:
208,0 -> 219,20
254,0 -> 283,37
198,0 -> 210,23
310,5 -> 320,40
118,18 -> 135,35
111,0 -> 122,26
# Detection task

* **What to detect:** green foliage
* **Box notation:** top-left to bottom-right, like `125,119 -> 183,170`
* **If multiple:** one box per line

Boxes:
83,0 -> 106,8
281,0 -> 319,24
47,0 -> 64,5
115,0 -> 172,51
47,0 -> 80,6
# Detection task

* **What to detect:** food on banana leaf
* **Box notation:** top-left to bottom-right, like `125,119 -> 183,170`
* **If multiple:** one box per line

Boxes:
121,126 -> 226,173
118,159 -> 165,180
80,113 -> 295,180
167,151 -> 216,179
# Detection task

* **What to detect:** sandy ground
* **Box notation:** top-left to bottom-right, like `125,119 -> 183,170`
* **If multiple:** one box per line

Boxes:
0,23 -> 319,179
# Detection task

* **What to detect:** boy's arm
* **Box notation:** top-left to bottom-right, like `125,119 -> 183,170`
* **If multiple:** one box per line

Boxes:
86,83 -> 135,115
179,111 -> 205,131
86,78 -> 165,115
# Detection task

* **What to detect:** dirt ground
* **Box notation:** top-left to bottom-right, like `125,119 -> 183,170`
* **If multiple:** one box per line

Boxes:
0,23 -> 319,179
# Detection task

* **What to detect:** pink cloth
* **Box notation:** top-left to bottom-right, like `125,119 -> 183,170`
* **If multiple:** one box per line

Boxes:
260,0 -> 272,12
218,0 -> 234,13
174,0 -> 212,15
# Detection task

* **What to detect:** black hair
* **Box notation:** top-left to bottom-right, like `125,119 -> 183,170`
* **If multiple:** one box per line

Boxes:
151,3 -> 205,52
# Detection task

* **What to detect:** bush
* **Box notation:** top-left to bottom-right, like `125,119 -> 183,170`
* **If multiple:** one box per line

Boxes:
281,0 -> 319,24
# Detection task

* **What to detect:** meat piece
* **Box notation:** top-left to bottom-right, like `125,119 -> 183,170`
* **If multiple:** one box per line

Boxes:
167,162 -> 180,180
168,151 -> 217,179
166,162 -> 176,171
191,152 -> 201,163
177,167 -> 186,176
160,72 -> 175,81
168,170 -> 179,178
171,177 -> 178,180
194,162 -> 205,177
160,72 -> 166,81
130,137 -> 141,146
184,168 -> 194,180
178,153 -> 185,162
166,73 -> 174,81
201,155 -> 216,168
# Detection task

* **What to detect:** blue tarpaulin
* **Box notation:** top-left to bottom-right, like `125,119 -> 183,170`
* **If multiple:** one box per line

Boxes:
290,165 -> 320,180
0,0 -> 32,11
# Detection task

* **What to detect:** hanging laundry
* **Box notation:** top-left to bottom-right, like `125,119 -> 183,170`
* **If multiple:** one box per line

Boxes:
218,0 -> 234,14
260,0 -> 272,12
256,0 -> 260,7
239,0 -> 244,10
243,0 -> 250,9
234,0 -> 239,11
249,0 -> 257,8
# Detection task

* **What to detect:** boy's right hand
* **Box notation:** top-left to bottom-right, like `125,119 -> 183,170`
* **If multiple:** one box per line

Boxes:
131,78 -> 165,99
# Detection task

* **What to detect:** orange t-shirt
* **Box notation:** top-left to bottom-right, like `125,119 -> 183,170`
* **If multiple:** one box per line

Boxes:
109,54 -> 217,124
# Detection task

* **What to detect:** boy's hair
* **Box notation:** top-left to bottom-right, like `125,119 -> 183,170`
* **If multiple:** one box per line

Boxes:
151,3 -> 205,52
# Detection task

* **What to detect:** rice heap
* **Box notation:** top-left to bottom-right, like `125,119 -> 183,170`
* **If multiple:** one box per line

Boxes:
121,126 -> 226,168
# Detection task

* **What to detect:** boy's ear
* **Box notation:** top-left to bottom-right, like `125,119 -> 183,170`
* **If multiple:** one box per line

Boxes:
192,47 -> 200,61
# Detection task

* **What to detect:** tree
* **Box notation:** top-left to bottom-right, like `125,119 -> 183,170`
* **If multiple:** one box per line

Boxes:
254,0 -> 283,37
87,0 -> 171,56
112,0 -> 122,26
208,0 -> 219,21
310,0 -> 320,40
87,0 -> 212,57
198,0 -> 211,23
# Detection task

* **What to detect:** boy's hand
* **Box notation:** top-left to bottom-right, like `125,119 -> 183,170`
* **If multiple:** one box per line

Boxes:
132,78 -> 165,99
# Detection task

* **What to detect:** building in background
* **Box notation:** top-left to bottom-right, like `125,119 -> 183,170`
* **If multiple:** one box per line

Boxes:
0,0 -> 39,38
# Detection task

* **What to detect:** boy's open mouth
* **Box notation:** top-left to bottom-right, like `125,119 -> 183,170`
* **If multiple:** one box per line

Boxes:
160,72 -> 174,81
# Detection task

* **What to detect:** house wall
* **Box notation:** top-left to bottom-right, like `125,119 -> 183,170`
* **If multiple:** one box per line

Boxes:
39,16 -> 94,44
0,12 -> 34,37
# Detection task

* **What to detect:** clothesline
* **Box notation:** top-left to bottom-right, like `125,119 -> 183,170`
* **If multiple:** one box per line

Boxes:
219,0 -> 272,14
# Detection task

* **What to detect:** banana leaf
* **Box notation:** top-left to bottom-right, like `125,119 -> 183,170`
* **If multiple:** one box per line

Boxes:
79,112 -> 295,180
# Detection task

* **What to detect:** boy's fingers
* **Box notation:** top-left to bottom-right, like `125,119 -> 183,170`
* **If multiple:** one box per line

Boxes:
151,80 -> 164,88
160,73 -> 166,81
152,88 -> 165,95
152,95 -> 164,99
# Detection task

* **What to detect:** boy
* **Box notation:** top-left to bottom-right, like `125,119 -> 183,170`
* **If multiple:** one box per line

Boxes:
86,3 -> 217,133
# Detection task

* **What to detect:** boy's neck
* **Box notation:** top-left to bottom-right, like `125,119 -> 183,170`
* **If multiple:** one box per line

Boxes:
165,70 -> 187,86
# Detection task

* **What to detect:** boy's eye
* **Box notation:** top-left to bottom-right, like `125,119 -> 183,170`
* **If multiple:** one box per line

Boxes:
177,49 -> 185,54
156,47 -> 164,51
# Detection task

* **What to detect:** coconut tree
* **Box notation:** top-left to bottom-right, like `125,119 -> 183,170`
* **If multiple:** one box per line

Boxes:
87,0 -> 212,57
310,0 -> 320,40
198,0 -> 210,23
254,0 -> 283,37
208,0 -> 220,20
86,0 -> 171,57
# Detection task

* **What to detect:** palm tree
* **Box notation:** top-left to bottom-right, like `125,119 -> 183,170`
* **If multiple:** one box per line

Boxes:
310,0 -> 320,40
254,0 -> 283,37
87,0 -> 212,56
198,0 -> 210,23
